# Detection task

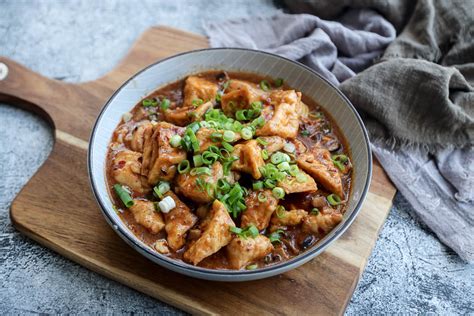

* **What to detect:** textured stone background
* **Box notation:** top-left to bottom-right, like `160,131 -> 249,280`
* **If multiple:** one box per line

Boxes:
0,1 -> 472,314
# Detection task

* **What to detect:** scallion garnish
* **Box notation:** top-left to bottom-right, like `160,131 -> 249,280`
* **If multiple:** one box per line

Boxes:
272,187 -> 285,199
192,98 -> 203,107
253,181 -> 263,191
142,98 -> 158,107
223,130 -> 235,142
311,208 -> 320,215
178,160 -> 190,174
257,191 -> 267,202
332,154 -> 349,171
260,80 -> 271,91
229,224 -> 260,239
261,149 -> 269,160
246,264 -> 258,270
241,127 -> 253,140
221,141 -> 234,152
160,98 -> 170,110
193,154 -> 204,167
296,173 -> 307,183
268,229 -> 284,243
327,193 -> 342,206
276,205 -> 286,218
190,167 -> 211,176
113,184 -> 134,208
256,137 -> 268,146
153,181 -> 170,199
274,78 -> 284,88
300,130 -> 310,137
169,134 -> 182,148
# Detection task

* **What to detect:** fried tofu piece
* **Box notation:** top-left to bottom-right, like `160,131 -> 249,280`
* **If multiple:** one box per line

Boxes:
176,162 -> 222,204
296,147 -> 344,197
183,200 -> 235,265
162,191 -> 198,251
129,200 -> 165,234
221,80 -> 267,116
226,235 -> 273,269
129,120 -> 153,153
256,90 -> 301,139
231,140 -> 265,179
270,209 -> 308,232
302,209 -> 343,235
112,150 -> 150,194
183,76 -> 218,107
241,190 -> 278,230
278,170 -> 317,194
141,122 -> 187,185
164,101 -> 214,127
196,128 -> 242,152
257,136 -> 286,154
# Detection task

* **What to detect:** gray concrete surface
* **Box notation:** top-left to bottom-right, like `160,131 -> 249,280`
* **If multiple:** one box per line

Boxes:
0,1 -> 472,315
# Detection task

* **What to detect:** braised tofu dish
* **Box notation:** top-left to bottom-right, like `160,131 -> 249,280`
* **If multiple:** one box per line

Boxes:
107,71 -> 352,270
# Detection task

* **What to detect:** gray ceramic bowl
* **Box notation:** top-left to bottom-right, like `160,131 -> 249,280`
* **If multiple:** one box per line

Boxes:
88,48 -> 372,281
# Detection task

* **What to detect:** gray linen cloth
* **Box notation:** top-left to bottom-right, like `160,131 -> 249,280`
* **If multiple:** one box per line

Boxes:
203,0 -> 474,262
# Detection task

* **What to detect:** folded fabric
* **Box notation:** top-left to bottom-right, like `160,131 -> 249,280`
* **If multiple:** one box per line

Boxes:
204,0 -> 474,262
204,10 -> 395,85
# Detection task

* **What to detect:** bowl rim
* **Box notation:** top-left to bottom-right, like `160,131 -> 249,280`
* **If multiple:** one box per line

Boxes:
88,47 -> 372,277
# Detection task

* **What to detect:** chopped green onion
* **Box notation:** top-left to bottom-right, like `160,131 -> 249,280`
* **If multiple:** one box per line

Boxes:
223,130 -> 235,143
247,225 -> 259,238
221,141 -> 234,152
274,78 -> 284,88
260,80 -> 271,91
236,110 -> 247,121
217,179 -> 231,192
327,194 -> 342,205
311,208 -> 320,215
169,134 -> 182,148
192,98 -> 203,107
230,226 -> 243,235
256,137 -> 268,146
113,184 -> 134,208
246,264 -> 258,270
251,116 -> 265,128
253,181 -> 264,191
277,162 -> 290,171
276,205 -> 286,218
207,145 -> 220,155
210,132 -> 222,143
261,149 -> 269,160
289,165 -> 300,176
215,92 -> 222,102
309,111 -> 323,119
268,229 -> 284,243
300,130 -> 310,137
190,167 -> 211,176
257,191 -> 267,202
193,154 -> 204,167
202,151 -> 219,165
271,152 -> 290,165
241,127 -> 253,140
142,98 -> 158,107
272,187 -> 285,199
264,179 -> 276,189
250,101 -> 263,110
160,98 -> 170,110
178,160 -> 190,174
153,181 -> 170,199
296,173 -> 307,183
332,154 -> 349,171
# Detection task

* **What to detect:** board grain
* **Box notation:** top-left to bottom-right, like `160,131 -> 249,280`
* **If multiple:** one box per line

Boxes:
0,26 -> 396,315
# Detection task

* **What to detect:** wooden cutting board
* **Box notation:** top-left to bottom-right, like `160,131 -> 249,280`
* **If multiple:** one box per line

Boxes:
1,26 -> 396,315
